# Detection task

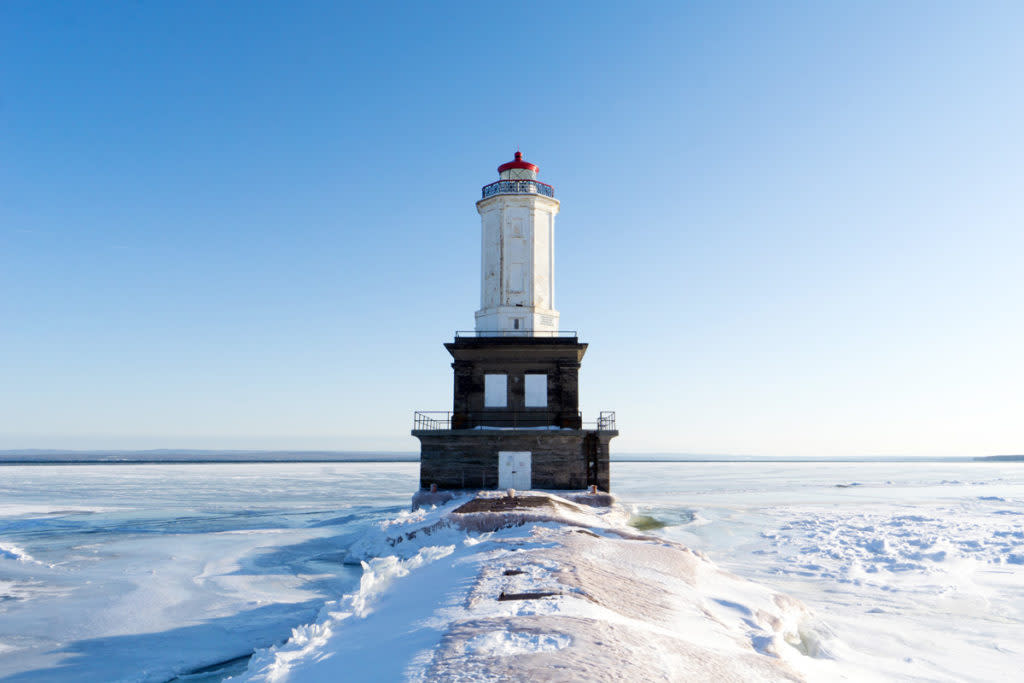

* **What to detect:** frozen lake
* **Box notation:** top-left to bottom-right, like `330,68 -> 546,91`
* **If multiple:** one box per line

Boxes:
1,460 -> 1022,681
0,463 -> 417,681
616,461 -> 1024,681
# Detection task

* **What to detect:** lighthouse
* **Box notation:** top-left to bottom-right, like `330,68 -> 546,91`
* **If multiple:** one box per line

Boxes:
412,153 -> 618,492
475,151 -> 560,336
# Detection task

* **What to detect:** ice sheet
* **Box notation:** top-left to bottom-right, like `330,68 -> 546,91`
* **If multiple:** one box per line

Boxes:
2,461 -> 1022,681
616,461 -> 1024,682
0,463 -> 417,682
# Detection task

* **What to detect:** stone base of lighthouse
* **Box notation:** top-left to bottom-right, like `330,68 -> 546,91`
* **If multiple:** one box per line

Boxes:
413,429 -> 616,492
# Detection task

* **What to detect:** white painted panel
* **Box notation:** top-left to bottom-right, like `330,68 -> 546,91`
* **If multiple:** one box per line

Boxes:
499,451 -> 531,490
516,452 -> 531,489
548,212 -> 555,310
508,234 -> 527,302
482,212 -> 500,308
509,263 -> 524,293
484,374 -> 507,408
498,452 -> 514,489
534,218 -> 548,308
510,236 -> 527,262
524,374 -> 547,407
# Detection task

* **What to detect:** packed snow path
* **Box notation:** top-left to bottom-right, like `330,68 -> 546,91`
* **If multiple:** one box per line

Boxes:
236,491 -> 858,682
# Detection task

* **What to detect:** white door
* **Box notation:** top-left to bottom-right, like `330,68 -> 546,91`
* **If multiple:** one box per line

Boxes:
498,451 -> 532,490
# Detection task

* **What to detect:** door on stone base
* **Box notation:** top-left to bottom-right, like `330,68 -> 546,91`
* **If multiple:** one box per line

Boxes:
498,451 -> 531,490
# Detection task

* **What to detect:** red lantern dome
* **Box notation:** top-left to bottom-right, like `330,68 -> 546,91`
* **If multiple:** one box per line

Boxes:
497,151 -> 539,175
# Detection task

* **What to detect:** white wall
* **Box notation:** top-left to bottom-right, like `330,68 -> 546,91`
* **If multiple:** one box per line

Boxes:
474,192 -> 560,334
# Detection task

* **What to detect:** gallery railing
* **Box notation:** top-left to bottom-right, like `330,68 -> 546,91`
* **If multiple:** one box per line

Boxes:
585,411 -> 614,432
454,330 -> 578,339
481,179 -> 555,199
413,411 -> 453,431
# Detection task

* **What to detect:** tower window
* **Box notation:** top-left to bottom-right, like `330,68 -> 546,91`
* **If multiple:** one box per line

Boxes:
513,319 -> 520,330
484,374 -> 508,408
525,374 -> 547,408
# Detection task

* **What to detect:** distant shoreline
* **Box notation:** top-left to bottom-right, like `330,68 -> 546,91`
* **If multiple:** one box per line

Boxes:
0,458 -> 418,465
1,453 -> 1020,465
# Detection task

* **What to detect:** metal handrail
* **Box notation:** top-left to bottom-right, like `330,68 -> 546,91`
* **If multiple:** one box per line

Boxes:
580,412 -> 617,431
413,411 -> 452,430
481,179 -> 555,199
455,330 -> 578,338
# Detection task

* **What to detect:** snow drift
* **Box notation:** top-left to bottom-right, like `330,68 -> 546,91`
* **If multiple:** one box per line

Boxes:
234,491 -> 853,682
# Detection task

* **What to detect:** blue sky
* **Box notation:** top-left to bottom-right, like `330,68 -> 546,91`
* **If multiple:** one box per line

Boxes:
2,2 -> 1021,456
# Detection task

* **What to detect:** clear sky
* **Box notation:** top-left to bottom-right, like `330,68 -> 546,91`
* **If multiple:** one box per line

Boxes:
2,2 -> 1021,456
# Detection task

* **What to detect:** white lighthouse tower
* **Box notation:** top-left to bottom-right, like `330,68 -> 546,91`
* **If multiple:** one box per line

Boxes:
475,152 -> 560,336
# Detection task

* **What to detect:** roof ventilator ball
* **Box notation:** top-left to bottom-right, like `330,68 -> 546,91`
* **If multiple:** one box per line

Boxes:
507,488 -> 516,498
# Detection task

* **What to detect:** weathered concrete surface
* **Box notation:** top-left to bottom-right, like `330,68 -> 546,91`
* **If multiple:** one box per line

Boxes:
422,498 -> 812,682
331,492 -> 821,682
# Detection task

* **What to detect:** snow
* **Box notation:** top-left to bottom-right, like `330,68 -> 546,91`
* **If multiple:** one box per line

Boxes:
617,461 -> 1024,682
1,460 -> 1022,681
0,463 -> 416,682
0,543 -> 37,563
233,492 -> 862,682
463,630 -> 571,656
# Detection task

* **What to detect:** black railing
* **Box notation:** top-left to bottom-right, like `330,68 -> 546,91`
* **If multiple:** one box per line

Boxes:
413,410 -> 617,432
414,411 -> 453,431
455,330 -> 578,338
481,179 -> 555,199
